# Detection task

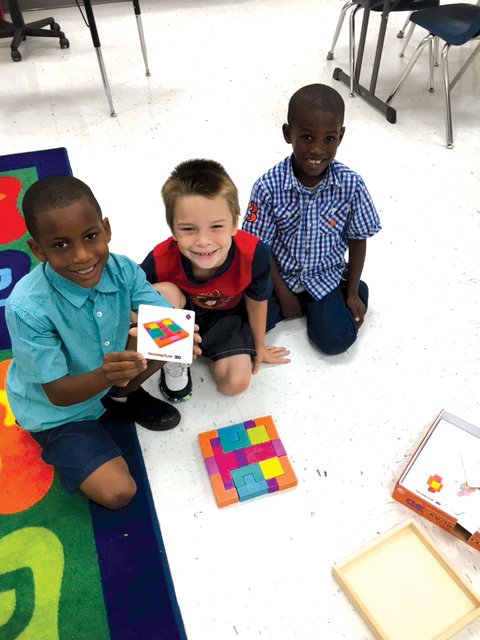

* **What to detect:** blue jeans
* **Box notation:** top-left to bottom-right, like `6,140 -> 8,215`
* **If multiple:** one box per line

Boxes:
266,281 -> 369,356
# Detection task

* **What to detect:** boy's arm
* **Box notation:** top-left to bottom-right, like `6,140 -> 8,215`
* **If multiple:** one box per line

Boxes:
42,347 -> 148,406
244,295 -> 290,373
270,256 -> 303,319
346,238 -> 367,326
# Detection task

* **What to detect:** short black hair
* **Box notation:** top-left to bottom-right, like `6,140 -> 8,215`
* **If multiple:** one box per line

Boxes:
287,84 -> 345,125
22,176 -> 102,239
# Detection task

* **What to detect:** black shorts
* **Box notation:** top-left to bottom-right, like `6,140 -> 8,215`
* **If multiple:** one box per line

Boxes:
29,414 -> 123,493
193,302 -> 256,362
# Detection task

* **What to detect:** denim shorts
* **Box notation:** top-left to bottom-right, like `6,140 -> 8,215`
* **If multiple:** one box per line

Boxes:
29,415 -> 123,493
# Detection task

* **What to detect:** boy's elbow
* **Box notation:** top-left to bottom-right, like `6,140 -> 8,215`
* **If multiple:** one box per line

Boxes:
42,385 -> 72,407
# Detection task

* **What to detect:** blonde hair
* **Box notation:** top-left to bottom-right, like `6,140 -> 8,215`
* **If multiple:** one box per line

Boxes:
161,159 -> 240,230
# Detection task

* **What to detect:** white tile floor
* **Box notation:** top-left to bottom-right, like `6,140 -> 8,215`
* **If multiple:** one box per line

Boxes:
2,0 -> 480,637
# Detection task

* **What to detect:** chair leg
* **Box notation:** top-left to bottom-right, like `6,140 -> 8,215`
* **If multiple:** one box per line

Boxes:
441,43 -> 453,149
434,35 -> 439,66
387,34 -> 434,105
428,37 -> 434,92
449,41 -> 480,91
327,0 -> 356,60
397,11 -> 412,38
399,21 -> 415,57
349,4 -> 363,96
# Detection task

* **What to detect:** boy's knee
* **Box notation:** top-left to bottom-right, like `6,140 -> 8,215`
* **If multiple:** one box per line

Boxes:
307,324 -> 357,356
217,372 -> 251,396
153,282 -> 186,308
101,479 -> 137,510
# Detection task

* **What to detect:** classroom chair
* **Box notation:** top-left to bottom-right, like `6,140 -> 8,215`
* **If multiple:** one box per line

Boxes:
0,0 -> 69,61
326,0 -> 439,62
386,3 -> 480,148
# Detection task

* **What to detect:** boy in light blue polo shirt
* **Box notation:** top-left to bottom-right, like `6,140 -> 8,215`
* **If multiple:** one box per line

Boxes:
6,176 -> 197,510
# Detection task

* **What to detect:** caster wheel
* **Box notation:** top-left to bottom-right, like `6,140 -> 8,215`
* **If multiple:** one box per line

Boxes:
60,37 -> 70,49
51,22 -> 61,31
11,50 -> 22,62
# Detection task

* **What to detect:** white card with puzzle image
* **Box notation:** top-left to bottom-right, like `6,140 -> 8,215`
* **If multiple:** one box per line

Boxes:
136,304 -> 195,364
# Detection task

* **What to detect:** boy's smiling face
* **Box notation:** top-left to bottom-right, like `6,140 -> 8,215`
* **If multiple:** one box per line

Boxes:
172,194 -> 238,279
283,108 -> 345,187
27,197 -> 111,288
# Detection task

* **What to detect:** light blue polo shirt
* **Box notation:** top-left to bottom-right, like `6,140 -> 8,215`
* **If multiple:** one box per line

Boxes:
6,253 -> 170,432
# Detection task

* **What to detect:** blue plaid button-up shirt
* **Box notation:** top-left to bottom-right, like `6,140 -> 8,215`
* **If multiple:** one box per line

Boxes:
242,156 -> 381,301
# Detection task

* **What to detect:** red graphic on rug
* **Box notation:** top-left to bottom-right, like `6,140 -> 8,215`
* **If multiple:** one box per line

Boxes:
244,201 -> 258,224
427,474 -> 443,493
0,359 -> 54,514
0,176 -> 27,244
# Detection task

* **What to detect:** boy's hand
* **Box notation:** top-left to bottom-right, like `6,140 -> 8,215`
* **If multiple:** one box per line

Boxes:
279,291 -> 303,319
193,324 -> 202,359
102,350 -> 147,387
252,345 -> 291,374
346,293 -> 366,327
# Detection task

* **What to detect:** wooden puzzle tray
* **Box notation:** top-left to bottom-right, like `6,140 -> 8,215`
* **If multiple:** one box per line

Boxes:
333,519 -> 480,640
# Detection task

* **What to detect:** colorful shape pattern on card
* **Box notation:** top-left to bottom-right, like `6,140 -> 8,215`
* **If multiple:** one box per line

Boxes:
198,416 -> 297,507
427,474 -> 443,493
143,318 -> 189,349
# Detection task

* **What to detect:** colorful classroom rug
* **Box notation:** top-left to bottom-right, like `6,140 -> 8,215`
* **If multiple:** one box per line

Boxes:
0,148 -> 187,640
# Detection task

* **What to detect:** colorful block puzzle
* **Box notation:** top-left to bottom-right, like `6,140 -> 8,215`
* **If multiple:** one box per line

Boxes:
143,318 -> 189,349
198,416 -> 297,507
427,474 -> 443,493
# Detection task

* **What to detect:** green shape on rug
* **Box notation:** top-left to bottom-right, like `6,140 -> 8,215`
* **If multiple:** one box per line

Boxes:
0,527 -> 62,639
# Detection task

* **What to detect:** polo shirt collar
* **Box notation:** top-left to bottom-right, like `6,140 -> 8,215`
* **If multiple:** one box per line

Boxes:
283,155 -> 341,192
44,255 -> 117,308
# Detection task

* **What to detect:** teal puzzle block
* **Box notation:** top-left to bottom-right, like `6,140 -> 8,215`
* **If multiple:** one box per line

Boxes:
230,463 -> 264,489
218,423 -> 251,453
236,473 -> 269,501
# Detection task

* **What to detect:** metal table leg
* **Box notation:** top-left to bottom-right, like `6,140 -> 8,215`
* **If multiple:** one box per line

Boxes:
132,0 -> 150,76
83,0 -> 117,116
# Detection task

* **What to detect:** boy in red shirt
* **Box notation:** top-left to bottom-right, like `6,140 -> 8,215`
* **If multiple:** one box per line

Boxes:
141,159 -> 289,400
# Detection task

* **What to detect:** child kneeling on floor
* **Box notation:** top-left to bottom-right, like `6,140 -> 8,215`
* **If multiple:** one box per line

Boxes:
6,176 -> 200,509
141,158 -> 290,401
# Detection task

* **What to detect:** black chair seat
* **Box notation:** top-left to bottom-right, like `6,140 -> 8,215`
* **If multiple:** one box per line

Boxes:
411,3 -> 480,46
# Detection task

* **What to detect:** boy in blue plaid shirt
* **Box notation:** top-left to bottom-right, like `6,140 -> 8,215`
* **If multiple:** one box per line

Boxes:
242,84 -> 381,355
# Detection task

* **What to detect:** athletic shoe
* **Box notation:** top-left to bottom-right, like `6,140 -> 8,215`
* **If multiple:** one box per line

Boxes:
159,363 -> 192,403
102,387 -> 181,431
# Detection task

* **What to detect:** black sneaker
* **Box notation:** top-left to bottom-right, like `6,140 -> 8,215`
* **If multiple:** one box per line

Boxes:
102,387 -> 181,431
159,363 -> 192,403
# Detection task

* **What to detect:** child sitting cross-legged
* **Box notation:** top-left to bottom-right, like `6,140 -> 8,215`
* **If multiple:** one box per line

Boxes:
141,159 -> 290,401
6,176 -> 200,509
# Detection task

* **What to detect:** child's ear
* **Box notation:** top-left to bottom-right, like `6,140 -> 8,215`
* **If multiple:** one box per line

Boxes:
282,123 -> 292,144
102,217 -> 112,242
26,238 -> 47,263
339,126 -> 346,144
